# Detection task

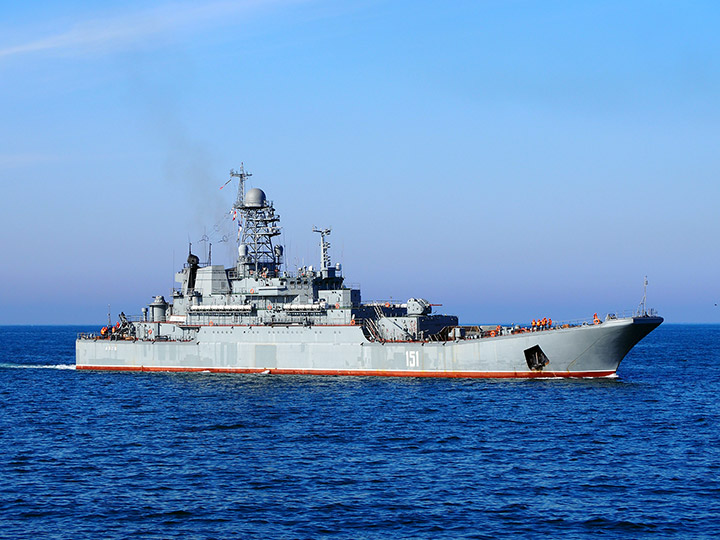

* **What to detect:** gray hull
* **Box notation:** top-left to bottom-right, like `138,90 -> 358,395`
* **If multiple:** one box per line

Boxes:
76,316 -> 662,378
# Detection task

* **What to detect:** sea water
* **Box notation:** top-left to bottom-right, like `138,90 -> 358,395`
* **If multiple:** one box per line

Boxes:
1,325 -> 718,539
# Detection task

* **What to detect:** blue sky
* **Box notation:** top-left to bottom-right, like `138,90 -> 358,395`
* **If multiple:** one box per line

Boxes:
1,0 -> 719,324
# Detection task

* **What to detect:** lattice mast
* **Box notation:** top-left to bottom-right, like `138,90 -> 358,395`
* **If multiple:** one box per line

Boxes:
227,166 -> 283,277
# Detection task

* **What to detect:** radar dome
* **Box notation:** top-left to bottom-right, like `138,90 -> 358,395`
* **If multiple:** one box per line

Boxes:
245,188 -> 266,208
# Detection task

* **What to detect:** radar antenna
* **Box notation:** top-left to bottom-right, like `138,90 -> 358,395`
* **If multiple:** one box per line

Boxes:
312,227 -> 332,270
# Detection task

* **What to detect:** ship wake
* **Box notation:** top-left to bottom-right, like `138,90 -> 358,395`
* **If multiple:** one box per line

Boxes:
1,363 -> 76,370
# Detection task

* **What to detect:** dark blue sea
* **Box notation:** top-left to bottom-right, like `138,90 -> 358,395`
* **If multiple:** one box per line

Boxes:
1,325 -> 718,539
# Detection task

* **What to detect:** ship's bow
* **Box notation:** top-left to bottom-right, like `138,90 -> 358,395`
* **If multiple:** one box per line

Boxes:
569,315 -> 663,376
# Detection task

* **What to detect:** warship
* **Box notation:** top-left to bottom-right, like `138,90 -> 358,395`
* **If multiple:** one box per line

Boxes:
76,166 -> 662,378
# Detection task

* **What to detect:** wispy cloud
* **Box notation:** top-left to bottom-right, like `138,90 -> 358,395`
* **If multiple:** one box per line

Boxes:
0,0 -> 292,59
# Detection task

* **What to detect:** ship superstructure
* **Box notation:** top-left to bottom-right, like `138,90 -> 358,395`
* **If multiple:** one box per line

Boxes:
77,166 -> 662,378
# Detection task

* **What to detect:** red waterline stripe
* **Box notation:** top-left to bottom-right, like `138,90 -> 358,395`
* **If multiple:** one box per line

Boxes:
75,365 -> 615,378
